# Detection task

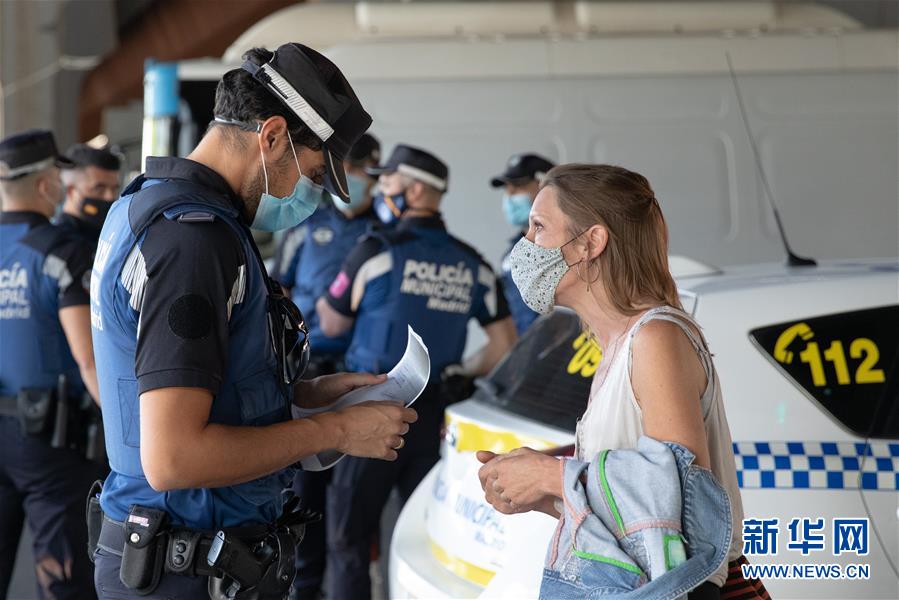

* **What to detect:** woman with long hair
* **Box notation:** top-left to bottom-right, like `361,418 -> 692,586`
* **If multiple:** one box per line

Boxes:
476,164 -> 769,599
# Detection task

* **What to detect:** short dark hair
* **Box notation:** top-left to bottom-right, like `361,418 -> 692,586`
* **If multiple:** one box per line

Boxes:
211,47 -> 323,151
64,144 -> 121,171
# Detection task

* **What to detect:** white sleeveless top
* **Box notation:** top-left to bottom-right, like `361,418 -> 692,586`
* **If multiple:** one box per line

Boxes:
574,306 -> 743,587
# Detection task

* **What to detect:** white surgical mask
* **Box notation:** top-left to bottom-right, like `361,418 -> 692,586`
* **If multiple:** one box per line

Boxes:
509,232 -> 585,314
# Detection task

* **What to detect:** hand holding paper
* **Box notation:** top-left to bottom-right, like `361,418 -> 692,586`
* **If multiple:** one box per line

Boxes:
294,326 -> 430,470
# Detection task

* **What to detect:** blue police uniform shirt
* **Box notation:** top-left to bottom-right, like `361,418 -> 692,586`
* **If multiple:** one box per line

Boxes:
501,232 -> 539,335
91,157 -> 292,529
324,215 -> 510,379
0,211 -> 91,397
272,203 -> 376,357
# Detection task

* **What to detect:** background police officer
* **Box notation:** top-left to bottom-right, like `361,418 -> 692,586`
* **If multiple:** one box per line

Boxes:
274,132 -> 381,376
317,144 -> 517,600
490,153 -> 556,335
0,130 -> 104,599
89,44 -> 416,599
272,133 -> 381,599
58,144 -> 122,243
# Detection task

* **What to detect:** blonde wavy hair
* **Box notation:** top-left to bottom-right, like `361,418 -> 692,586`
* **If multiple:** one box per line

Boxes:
542,163 -> 681,315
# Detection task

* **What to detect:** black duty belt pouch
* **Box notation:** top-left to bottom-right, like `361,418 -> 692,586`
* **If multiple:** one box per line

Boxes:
86,480 -> 104,563
16,387 -> 55,436
120,505 -> 169,595
166,529 -> 207,577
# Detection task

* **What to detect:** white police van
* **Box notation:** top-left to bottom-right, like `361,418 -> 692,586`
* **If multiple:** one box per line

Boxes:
388,258 -> 899,599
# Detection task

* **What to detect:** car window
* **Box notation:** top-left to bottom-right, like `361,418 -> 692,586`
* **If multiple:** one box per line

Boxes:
475,310 -> 595,431
749,305 -> 899,439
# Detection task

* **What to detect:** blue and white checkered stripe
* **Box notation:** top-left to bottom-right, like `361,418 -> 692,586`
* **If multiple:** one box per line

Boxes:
733,441 -> 899,491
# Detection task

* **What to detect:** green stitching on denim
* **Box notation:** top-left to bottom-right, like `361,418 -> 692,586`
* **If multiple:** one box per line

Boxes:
663,534 -> 687,571
598,450 -> 626,536
572,547 -> 645,576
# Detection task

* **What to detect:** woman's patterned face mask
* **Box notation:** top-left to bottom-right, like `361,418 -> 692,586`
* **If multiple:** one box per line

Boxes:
509,231 -> 585,314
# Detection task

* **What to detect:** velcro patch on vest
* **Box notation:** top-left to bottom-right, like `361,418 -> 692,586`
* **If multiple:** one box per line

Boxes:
168,294 -> 213,339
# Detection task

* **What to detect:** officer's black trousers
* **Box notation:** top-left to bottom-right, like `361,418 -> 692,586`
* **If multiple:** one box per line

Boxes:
291,468 -> 331,598
0,415 -> 107,600
93,548 -> 209,599
325,385 -> 444,600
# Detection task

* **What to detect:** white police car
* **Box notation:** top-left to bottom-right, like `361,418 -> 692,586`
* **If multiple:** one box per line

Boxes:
389,258 -> 899,599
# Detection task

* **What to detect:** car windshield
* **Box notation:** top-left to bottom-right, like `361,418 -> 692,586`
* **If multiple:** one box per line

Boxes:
473,310 -> 594,431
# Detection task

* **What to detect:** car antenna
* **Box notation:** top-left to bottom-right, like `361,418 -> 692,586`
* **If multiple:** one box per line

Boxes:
725,51 -> 817,267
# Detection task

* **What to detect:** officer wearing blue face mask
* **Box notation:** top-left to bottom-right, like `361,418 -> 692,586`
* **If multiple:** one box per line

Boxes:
490,153 -> 555,335
317,144 -> 517,600
271,133 -> 381,599
88,44 -> 417,599
0,130 -> 106,599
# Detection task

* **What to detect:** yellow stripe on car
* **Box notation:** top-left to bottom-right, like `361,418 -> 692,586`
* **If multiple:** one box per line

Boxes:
447,416 -> 555,454
429,539 -> 496,587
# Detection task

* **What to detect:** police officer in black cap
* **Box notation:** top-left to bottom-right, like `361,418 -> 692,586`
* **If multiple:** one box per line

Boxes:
271,133 -> 381,599
0,129 -> 105,599
490,153 -> 556,334
317,144 -> 517,600
88,44 -> 416,599
58,144 -> 122,242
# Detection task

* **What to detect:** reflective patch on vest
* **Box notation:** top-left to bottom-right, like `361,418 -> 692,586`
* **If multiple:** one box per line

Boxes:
121,244 -> 148,312
0,261 -> 30,319
91,232 -> 116,332
478,264 -> 497,317
312,226 -> 335,245
227,264 -> 246,321
43,253 -> 73,290
279,227 -> 306,276
168,294 -> 213,339
400,259 -> 474,315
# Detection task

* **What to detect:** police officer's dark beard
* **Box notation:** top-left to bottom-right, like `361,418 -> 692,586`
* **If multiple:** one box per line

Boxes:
240,166 -> 265,224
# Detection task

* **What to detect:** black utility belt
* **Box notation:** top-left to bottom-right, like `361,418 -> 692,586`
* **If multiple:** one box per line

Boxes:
0,383 -> 104,462
87,484 -> 320,599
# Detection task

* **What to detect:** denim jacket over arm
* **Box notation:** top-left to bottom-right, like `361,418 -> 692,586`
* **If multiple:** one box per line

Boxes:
540,437 -> 732,600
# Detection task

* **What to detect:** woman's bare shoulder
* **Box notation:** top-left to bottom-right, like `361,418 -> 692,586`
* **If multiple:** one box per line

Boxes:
631,318 -> 706,391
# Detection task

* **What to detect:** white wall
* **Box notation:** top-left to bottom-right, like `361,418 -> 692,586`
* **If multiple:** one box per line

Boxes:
348,69 -> 898,274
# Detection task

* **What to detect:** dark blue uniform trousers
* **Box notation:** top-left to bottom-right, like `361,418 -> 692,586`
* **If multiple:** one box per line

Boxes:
0,416 -> 107,599
93,548 -> 209,599
324,385 -> 444,600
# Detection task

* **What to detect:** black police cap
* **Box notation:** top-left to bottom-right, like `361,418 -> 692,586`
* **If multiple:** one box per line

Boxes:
366,144 -> 449,192
241,43 -> 372,203
65,144 -> 122,172
347,133 -> 380,166
490,153 -> 555,188
0,129 -> 74,180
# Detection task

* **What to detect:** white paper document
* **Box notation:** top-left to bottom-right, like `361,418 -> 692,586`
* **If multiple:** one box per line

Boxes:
293,326 -> 430,471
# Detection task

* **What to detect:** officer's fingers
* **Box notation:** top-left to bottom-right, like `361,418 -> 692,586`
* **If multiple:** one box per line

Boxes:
398,422 -> 410,435
382,446 -> 398,461
400,407 -> 418,423
477,465 -> 495,489
344,372 -> 388,388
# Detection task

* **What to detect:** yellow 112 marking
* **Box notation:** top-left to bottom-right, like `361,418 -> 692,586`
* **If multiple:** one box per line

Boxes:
776,323 -> 885,387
